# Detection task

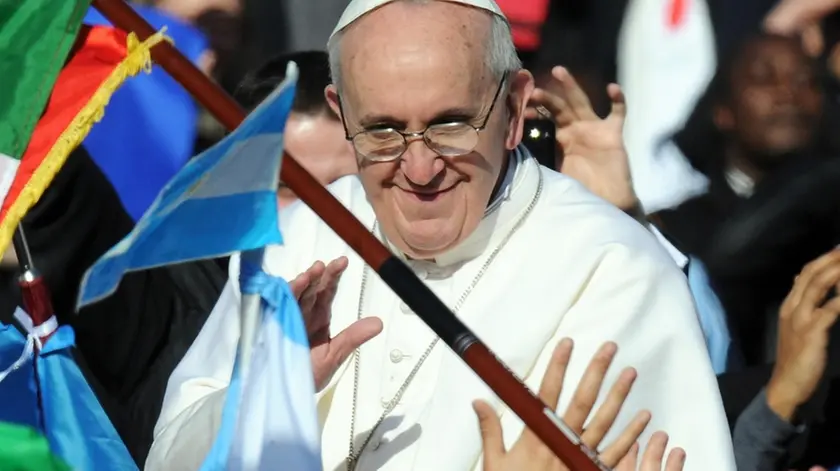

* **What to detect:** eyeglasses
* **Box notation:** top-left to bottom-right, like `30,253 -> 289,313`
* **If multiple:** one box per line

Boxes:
339,73 -> 508,162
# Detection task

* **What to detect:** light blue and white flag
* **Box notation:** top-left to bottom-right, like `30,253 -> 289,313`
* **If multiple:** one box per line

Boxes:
200,249 -> 321,471
76,63 -> 299,308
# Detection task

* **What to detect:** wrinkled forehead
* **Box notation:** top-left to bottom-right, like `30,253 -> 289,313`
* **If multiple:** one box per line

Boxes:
339,2 -> 494,124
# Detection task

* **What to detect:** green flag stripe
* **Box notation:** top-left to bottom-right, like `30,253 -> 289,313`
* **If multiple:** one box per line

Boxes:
0,0 -> 92,159
0,422 -> 72,470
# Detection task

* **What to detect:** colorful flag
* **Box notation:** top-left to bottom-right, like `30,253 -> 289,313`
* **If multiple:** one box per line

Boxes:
82,4 -> 209,221
77,63 -> 299,308
0,308 -> 136,470
0,0 -> 91,247
200,249 -> 321,471
0,422 -> 71,471
0,1 -> 169,256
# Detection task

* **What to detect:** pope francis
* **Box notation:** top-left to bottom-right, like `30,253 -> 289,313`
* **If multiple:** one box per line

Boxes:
146,0 -> 736,470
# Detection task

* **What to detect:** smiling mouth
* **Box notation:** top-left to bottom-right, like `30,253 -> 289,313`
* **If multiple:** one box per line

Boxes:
399,185 -> 457,202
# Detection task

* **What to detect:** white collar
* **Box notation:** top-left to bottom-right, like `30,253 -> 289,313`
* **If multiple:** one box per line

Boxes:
379,145 -> 540,268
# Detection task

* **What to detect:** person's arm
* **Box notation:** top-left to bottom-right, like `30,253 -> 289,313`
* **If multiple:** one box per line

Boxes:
499,242 -> 735,471
732,250 -> 840,471
733,389 -> 800,471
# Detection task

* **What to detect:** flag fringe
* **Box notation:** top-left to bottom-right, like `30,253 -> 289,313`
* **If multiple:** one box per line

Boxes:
0,29 -> 172,256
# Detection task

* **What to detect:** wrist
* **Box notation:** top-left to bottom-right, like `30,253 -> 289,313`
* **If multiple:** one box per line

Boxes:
766,382 -> 800,422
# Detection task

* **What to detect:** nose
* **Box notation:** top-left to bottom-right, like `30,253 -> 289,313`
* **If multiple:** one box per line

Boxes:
773,76 -> 798,106
400,138 -> 445,186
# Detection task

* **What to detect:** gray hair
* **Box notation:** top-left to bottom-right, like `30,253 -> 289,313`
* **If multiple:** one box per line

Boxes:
327,0 -> 521,90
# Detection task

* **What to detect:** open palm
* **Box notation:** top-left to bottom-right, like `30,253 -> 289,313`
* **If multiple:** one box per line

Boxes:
526,66 -> 637,212
290,257 -> 382,390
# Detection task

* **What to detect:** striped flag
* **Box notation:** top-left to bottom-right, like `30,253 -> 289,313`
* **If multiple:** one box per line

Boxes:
0,422 -> 71,470
82,4 -> 210,221
0,0 -> 91,251
0,0 -> 169,256
200,250 -> 321,471
0,308 -> 136,470
77,63 -> 299,308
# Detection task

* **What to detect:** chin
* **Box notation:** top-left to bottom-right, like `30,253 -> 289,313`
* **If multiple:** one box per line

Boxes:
398,222 -> 462,258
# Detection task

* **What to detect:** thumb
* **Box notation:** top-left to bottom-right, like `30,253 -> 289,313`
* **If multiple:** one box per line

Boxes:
607,84 -> 627,121
329,317 -> 383,365
473,400 -> 505,466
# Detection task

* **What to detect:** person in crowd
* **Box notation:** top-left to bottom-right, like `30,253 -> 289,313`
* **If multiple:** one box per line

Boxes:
732,249 -> 840,470
0,50 -> 360,467
234,51 -> 357,209
529,43 -> 840,470
654,33 -> 824,269
477,339 -> 685,471
675,1 -> 840,178
703,153 -> 840,467
147,1 -> 733,470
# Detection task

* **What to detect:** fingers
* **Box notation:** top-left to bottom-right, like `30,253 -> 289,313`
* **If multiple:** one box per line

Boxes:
785,249 -> 840,312
528,87 -> 577,127
563,342 -> 618,431
817,297 -> 840,330
473,400 -> 506,465
612,441 -> 639,471
581,367 -> 638,449
599,410 -> 651,466
640,431 -> 670,471
551,66 -> 598,120
607,84 -> 627,120
290,261 -> 324,299
312,257 -> 349,314
538,338 -> 574,409
664,448 -> 687,471
797,259 -> 840,318
297,262 -> 326,330
329,317 -> 384,365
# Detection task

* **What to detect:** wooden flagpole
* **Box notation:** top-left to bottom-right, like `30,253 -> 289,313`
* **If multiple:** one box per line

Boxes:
90,1 -> 607,469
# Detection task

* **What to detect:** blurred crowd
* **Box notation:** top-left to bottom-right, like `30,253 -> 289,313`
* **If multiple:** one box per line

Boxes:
3,0 -> 840,469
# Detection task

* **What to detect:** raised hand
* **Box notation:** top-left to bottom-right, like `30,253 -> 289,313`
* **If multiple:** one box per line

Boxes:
617,431 -> 686,471
290,257 -> 383,391
764,0 -> 840,35
526,66 -> 638,214
767,249 -> 840,420
474,339 -> 684,471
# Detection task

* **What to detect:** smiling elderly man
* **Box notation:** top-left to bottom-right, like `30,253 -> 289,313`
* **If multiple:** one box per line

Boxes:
146,0 -> 735,470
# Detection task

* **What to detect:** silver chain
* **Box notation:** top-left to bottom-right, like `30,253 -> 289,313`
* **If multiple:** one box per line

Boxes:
346,170 -> 543,471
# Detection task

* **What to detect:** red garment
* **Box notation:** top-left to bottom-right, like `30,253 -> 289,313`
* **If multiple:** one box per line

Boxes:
495,0 -> 550,51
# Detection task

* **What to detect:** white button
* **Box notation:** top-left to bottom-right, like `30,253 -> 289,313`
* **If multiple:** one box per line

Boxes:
380,398 -> 389,408
389,349 -> 404,363
415,267 -> 428,279
400,302 -> 412,314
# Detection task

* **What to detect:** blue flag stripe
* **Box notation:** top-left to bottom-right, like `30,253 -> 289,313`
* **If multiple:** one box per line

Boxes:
77,65 -> 298,309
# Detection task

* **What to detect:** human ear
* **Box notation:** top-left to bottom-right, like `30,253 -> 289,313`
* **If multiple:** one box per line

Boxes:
325,84 -> 342,120
504,69 -> 535,150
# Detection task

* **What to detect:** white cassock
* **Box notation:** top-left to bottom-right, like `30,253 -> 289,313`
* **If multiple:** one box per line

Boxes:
146,149 -> 736,471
